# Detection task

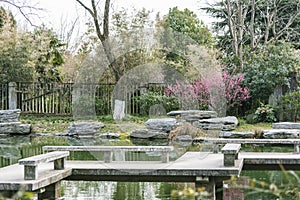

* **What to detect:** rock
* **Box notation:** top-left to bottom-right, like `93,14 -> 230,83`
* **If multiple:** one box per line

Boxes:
68,121 -> 104,138
99,133 -> 121,139
172,135 -> 193,147
193,122 -> 223,130
263,129 -> 300,139
130,129 -> 168,139
174,134 -> 193,142
167,110 -> 217,122
220,131 -> 254,138
149,104 -> 167,117
272,122 -> 300,129
0,122 -> 31,134
53,132 -> 76,137
193,116 -> 238,131
0,109 -> 21,123
145,118 -> 176,132
245,113 -> 255,124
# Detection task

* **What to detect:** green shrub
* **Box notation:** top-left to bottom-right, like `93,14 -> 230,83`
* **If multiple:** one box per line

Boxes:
134,92 -> 179,115
278,91 -> 300,122
95,98 -> 111,115
253,103 -> 277,123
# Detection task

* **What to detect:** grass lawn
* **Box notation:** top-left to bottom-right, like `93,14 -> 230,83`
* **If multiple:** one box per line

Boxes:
19,115 -> 273,135
235,119 -> 272,132
19,114 -> 148,134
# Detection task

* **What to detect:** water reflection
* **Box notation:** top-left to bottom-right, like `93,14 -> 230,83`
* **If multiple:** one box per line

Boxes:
1,135 -> 300,199
62,181 -> 117,200
62,181 -> 192,200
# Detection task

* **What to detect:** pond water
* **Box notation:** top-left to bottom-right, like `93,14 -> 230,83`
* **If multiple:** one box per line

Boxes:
1,134 -> 299,200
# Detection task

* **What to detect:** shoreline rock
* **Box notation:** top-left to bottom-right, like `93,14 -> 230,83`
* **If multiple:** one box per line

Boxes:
193,116 -> 238,131
68,121 -> 105,138
131,129 -> 168,139
145,118 -> 176,132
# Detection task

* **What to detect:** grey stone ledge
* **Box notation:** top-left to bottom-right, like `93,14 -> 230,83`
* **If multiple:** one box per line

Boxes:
220,131 -> 255,138
272,122 -> 300,129
131,129 -> 168,139
263,129 -> 300,139
145,118 -> 176,132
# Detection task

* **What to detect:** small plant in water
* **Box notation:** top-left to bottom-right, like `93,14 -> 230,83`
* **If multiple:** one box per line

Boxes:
234,165 -> 300,200
171,187 -> 211,199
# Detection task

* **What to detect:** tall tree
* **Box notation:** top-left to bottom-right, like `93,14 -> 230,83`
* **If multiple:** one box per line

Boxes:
203,0 -> 300,67
156,7 -> 216,77
0,8 -> 65,83
30,26 -> 65,83
76,0 -> 122,82
157,7 -> 214,50
109,8 -> 154,80
0,6 -> 15,28
0,7 -> 35,82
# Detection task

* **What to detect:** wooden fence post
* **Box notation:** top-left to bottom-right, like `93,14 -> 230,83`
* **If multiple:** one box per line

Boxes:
8,82 -> 17,110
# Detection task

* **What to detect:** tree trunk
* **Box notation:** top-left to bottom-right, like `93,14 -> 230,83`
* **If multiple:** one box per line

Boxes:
249,0 -> 255,49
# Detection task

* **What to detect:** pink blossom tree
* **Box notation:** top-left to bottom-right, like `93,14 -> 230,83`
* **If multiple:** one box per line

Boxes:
165,81 -> 210,110
165,70 -> 250,114
222,70 -> 250,108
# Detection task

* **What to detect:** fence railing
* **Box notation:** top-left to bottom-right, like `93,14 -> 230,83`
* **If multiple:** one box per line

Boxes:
16,82 -> 73,115
0,82 -> 166,115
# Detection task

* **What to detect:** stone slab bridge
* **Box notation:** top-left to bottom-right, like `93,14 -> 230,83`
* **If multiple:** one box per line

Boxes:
1,144 -> 300,200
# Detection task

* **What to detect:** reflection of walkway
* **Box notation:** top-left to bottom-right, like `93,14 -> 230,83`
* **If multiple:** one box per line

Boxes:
1,151 -> 300,199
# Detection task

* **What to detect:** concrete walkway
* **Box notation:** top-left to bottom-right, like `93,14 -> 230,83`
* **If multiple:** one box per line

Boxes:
0,163 -> 71,191
1,151 -> 300,199
0,152 -> 242,191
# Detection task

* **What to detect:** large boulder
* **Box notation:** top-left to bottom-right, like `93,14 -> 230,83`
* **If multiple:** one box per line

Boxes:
263,129 -> 300,139
68,121 -> 104,137
0,122 -> 31,134
0,109 -> 32,135
0,109 -> 21,123
130,129 -> 168,139
193,116 -> 238,131
167,110 -> 217,122
272,122 -> 300,129
145,118 -> 176,132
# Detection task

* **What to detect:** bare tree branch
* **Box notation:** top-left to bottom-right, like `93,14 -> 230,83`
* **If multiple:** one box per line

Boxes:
75,0 -> 93,16
0,0 -> 44,27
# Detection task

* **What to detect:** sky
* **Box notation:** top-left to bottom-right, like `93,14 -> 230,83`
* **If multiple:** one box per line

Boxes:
24,0 -> 213,30
1,0 -> 214,50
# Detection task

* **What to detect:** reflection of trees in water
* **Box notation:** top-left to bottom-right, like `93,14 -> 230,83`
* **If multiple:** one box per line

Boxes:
62,181 -> 117,199
62,181 -> 196,200
62,181 -> 160,200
